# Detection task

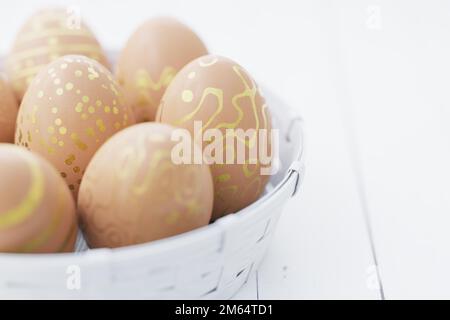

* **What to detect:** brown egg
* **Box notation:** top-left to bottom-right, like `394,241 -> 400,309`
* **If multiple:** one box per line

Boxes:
116,17 -> 208,122
15,55 -> 135,198
0,77 -> 19,142
6,8 -> 109,101
157,55 -> 273,220
0,144 -> 77,253
78,123 -> 214,248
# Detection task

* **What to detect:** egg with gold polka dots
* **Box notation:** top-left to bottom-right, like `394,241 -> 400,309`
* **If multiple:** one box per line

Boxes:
157,55 -> 273,220
0,76 -> 19,143
78,123 -> 214,248
6,8 -> 109,101
116,17 -> 208,122
15,55 -> 135,198
0,144 -> 77,253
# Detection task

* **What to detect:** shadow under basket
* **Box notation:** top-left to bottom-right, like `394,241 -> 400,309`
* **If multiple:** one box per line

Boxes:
0,87 -> 305,299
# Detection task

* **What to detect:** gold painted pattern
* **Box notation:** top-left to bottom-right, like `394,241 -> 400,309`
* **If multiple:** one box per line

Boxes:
0,154 -> 44,230
80,128 -> 211,247
132,67 -> 177,110
7,12 -> 108,99
135,67 -> 176,92
15,29 -> 94,45
198,56 -> 218,67
176,87 -> 224,131
9,44 -> 104,62
17,184 -> 66,252
159,56 -> 273,218
176,65 -> 260,147
15,55 -> 131,197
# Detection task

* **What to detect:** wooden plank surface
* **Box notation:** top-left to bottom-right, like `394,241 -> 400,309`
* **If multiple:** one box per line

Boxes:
335,0 -> 450,299
233,1 -> 382,299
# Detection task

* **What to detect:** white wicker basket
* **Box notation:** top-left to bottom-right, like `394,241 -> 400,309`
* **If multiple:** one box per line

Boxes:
0,80 -> 304,299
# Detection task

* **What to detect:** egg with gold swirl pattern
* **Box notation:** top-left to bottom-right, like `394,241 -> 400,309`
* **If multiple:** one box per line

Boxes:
116,17 -> 208,122
78,123 -> 213,248
0,144 -> 77,253
15,55 -> 135,198
6,8 -> 109,101
157,55 -> 273,220
0,77 -> 19,143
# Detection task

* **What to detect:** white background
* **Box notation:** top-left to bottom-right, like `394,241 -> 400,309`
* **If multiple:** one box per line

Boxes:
1,0 -> 450,299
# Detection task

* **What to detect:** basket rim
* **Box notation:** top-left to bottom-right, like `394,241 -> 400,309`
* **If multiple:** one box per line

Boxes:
0,88 -> 305,262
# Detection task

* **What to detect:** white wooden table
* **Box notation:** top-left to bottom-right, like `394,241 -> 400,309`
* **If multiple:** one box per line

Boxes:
2,0 -> 449,300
